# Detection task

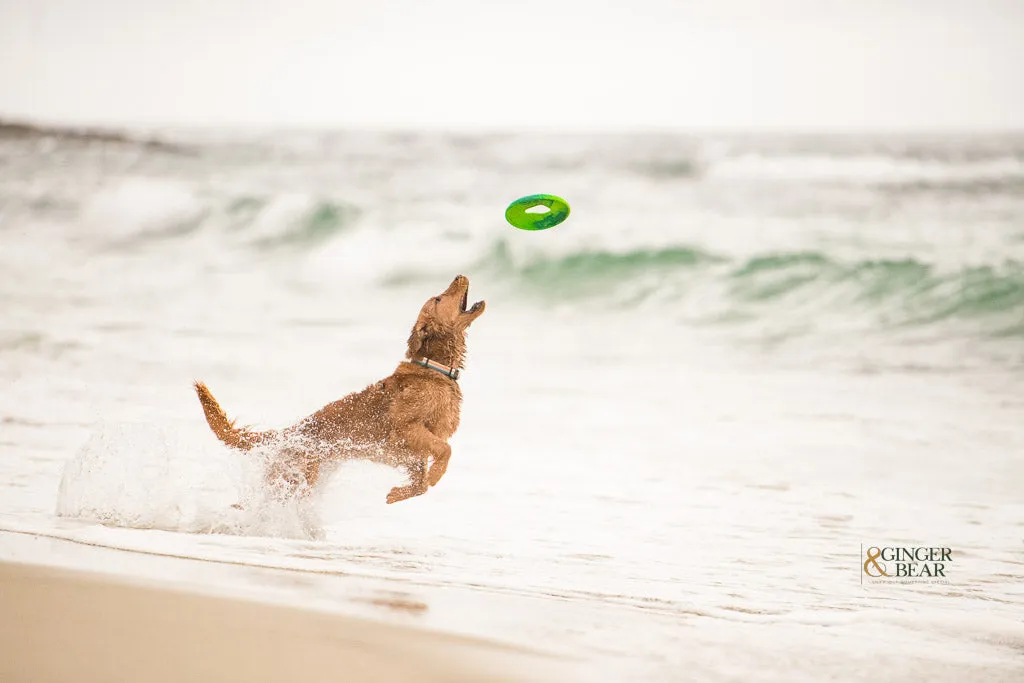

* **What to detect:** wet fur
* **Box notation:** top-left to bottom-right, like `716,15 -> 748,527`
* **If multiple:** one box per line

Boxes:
194,275 -> 485,504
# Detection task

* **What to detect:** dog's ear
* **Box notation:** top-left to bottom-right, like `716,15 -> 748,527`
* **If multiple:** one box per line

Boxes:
407,322 -> 427,357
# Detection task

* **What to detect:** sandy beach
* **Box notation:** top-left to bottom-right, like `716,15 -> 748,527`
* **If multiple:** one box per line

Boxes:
0,560 -> 563,683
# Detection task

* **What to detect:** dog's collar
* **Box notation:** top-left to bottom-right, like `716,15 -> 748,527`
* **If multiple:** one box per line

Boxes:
411,358 -> 461,381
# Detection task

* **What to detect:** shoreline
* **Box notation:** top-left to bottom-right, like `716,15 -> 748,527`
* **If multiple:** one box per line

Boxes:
0,559 -> 568,683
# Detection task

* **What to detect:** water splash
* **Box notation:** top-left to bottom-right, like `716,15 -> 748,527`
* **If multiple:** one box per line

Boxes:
56,422 -> 328,540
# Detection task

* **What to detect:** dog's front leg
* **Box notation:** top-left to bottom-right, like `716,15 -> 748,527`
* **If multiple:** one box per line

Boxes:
409,425 -> 453,488
386,458 -> 427,504
426,443 -> 452,487
386,426 -> 450,503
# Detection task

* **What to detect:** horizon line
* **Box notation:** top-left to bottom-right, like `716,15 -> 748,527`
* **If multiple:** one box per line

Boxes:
3,113 -> 1024,138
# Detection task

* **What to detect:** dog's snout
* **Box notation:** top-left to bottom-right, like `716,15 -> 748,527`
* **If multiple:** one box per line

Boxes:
443,274 -> 468,295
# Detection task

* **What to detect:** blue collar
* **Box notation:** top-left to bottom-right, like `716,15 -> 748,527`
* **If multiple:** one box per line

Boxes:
412,358 -> 461,380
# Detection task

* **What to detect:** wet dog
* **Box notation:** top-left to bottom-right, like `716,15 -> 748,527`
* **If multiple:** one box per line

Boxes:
194,274 -> 485,504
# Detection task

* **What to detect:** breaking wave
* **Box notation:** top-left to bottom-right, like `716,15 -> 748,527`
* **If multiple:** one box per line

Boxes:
477,241 -> 1024,337
3,127 -> 1021,346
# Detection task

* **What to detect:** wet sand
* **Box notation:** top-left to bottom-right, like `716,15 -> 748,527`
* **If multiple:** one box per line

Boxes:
0,560 -> 561,683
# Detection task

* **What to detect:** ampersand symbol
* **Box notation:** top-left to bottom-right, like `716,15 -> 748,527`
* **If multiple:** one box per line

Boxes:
863,547 -> 888,577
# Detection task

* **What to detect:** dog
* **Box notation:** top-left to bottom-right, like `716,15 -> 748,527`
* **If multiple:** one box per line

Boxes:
193,274 -> 485,504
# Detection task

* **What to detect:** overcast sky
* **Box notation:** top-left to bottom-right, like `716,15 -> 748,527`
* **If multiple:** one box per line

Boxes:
1,0 -> 1022,131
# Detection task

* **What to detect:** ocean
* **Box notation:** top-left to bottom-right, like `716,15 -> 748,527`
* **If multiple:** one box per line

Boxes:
1,124 -> 1022,681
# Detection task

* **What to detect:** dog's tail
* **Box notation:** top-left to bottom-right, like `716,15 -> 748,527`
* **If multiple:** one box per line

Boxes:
193,381 -> 273,451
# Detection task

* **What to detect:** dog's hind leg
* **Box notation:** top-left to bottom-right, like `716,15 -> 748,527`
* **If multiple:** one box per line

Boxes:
302,459 -> 321,492
263,448 -> 320,500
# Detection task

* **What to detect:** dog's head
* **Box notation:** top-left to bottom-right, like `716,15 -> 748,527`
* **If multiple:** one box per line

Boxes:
406,274 -> 485,367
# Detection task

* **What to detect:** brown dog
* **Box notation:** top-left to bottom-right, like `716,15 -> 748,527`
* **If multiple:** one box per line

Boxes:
193,274 -> 485,504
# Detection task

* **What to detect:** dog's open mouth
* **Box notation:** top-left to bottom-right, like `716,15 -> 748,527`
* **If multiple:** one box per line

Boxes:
460,287 -> 483,314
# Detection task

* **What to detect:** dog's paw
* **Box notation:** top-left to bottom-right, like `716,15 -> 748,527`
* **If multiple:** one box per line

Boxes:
386,486 -> 404,504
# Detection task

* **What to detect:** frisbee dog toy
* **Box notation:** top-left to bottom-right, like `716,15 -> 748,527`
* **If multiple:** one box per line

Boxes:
505,194 -> 570,231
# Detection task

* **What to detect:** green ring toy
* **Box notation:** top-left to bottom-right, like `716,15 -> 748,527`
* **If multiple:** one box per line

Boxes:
505,194 -> 570,231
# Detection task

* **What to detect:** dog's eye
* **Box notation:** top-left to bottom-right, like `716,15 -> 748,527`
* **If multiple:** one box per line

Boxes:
434,297 -> 441,303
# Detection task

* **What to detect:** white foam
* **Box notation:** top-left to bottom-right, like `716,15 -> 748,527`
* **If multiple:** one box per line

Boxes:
709,153 -> 1024,185
80,178 -> 207,241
